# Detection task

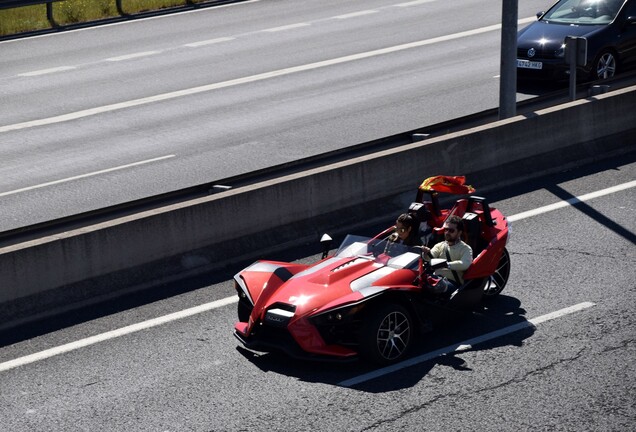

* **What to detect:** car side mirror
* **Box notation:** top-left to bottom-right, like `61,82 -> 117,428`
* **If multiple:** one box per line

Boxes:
320,234 -> 333,259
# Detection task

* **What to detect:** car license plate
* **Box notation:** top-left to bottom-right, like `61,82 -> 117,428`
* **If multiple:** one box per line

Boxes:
517,59 -> 543,70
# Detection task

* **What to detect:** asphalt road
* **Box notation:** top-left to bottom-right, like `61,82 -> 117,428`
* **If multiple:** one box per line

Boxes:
0,0 -> 550,231
1,154 -> 634,431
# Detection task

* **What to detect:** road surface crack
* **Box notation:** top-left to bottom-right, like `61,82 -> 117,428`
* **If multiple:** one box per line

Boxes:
358,348 -> 586,431
599,339 -> 634,354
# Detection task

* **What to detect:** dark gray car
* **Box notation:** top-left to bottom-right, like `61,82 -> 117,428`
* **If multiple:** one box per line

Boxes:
517,0 -> 636,81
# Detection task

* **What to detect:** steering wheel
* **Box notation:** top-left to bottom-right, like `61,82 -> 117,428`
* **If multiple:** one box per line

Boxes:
580,7 -> 595,17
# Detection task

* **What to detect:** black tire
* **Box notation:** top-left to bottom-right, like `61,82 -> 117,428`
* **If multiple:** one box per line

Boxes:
592,50 -> 617,80
237,300 -> 252,322
483,248 -> 511,298
359,303 -> 414,365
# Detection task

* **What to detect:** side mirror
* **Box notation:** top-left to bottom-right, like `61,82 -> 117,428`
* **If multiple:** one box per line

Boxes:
320,234 -> 333,259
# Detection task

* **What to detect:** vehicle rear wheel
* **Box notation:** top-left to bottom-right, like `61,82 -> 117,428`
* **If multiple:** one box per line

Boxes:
593,50 -> 617,80
359,303 -> 413,365
483,248 -> 511,298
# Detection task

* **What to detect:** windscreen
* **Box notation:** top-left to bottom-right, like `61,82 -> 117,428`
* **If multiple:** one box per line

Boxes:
541,0 -> 624,24
335,234 -> 421,269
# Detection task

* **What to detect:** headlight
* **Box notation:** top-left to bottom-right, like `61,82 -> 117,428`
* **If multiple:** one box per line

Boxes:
555,43 -> 565,58
310,303 -> 367,326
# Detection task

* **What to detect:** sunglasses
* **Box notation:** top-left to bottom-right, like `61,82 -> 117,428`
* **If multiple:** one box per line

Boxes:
444,227 -> 457,233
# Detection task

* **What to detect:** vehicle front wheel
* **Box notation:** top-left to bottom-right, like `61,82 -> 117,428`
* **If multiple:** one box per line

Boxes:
592,50 -> 617,80
237,300 -> 252,322
359,303 -> 414,365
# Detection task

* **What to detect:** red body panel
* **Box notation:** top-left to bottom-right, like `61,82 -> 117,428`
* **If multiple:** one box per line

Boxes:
464,210 -> 509,279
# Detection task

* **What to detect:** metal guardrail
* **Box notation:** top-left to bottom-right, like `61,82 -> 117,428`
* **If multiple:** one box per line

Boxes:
0,0 -> 250,36
0,0 -> 64,27
1,71 -> 635,248
0,0 -> 61,6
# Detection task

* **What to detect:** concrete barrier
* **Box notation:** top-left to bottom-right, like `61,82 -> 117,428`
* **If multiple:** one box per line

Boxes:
2,85 -> 635,329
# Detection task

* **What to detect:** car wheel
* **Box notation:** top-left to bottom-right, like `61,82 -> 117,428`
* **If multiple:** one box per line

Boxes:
483,248 -> 511,298
592,50 -> 617,80
238,301 -> 251,322
360,303 -> 413,365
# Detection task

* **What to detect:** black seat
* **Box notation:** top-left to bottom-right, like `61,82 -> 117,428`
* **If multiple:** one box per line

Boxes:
408,202 -> 434,245
462,212 -> 482,256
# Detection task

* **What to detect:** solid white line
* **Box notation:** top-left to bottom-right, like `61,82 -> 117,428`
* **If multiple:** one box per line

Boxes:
507,180 -> 636,222
105,51 -> 161,62
263,23 -> 310,32
334,10 -> 379,19
184,37 -> 235,47
338,302 -> 596,387
0,297 -> 238,373
0,177 -> 627,372
0,155 -> 175,198
1,19 -> 534,134
18,66 -> 77,77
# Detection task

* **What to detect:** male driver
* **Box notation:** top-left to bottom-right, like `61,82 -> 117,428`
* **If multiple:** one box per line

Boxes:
421,215 -> 473,292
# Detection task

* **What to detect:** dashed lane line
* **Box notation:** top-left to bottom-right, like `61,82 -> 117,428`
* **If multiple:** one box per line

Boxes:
0,296 -> 238,373
0,155 -> 176,198
338,302 -> 596,387
105,51 -> 161,62
507,180 -> 636,222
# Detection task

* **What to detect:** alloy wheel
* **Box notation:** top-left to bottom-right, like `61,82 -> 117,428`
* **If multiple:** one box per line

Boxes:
596,52 -> 616,80
376,310 -> 411,361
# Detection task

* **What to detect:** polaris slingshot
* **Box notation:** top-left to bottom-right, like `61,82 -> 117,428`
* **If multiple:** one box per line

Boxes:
233,176 -> 511,364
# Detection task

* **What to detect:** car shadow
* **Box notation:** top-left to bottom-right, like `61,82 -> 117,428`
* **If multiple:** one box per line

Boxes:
234,295 -> 534,392
517,79 -> 568,96
484,151 -> 636,204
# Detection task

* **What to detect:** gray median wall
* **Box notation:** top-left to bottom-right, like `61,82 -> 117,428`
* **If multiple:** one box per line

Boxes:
2,85 -> 635,329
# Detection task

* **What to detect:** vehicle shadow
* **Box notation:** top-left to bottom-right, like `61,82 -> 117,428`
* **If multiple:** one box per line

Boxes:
517,79 -> 567,97
234,295 -> 534,393
484,151 -> 636,204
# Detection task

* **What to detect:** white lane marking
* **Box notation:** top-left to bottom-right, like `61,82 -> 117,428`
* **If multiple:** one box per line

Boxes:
0,18 -> 535,134
333,10 -> 379,19
184,36 -> 235,47
338,302 -> 596,387
18,66 -> 77,77
263,23 -> 310,32
0,296 -> 238,373
396,0 -> 437,7
507,180 -> 636,222
105,51 -> 161,62
0,155 -> 175,198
